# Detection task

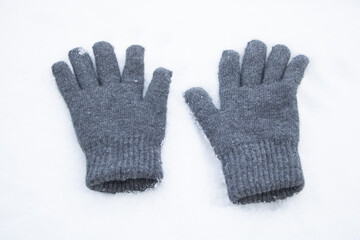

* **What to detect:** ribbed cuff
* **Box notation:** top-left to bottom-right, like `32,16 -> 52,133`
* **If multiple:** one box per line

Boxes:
219,138 -> 304,204
84,136 -> 163,193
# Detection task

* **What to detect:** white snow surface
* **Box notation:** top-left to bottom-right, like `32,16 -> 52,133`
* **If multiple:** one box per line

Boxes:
1,0 -> 360,239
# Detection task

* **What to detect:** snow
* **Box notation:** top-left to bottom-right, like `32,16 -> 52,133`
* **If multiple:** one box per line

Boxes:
1,0 -> 360,239
78,48 -> 87,56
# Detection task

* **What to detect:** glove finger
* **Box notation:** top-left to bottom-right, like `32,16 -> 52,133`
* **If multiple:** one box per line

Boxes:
219,50 -> 240,109
263,44 -> 290,84
282,55 -> 309,85
184,88 -> 218,132
93,41 -> 121,86
122,45 -> 145,98
52,61 -> 80,98
144,67 -> 172,112
69,47 -> 99,89
240,40 -> 267,87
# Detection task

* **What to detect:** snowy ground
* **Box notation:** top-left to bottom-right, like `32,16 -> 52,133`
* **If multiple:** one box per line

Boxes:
1,0 -> 360,239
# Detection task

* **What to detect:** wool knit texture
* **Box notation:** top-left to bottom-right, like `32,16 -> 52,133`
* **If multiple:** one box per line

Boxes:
185,40 -> 309,204
52,41 -> 172,193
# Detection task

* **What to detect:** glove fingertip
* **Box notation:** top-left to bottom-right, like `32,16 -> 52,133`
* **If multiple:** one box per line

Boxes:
51,60 -> 80,96
221,50 -> 239,59
93,41 -> 113,51
184,87 -> 207,103
68,47 -> 89,59
126,45 -> 145,58
294,54 -> 310,66
247,39 -> 267,49
153,67 -> 172,82
52,61 -> 69,75
284,54 -> 310,85
272,44 -> 291,58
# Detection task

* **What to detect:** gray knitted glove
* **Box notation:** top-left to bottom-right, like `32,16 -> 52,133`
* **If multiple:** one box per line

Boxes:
52,41 -> 172,193
185,40 -> 309,204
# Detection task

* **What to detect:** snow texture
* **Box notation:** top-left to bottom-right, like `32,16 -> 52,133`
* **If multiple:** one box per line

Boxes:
0,0 -> 359,239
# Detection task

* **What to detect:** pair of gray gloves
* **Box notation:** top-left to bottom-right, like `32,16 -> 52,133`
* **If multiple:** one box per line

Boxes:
52,40 -> 309,204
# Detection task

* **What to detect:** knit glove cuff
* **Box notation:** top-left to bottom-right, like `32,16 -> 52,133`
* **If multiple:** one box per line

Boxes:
219,138 -> 304,204
84,135 -> 163,193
